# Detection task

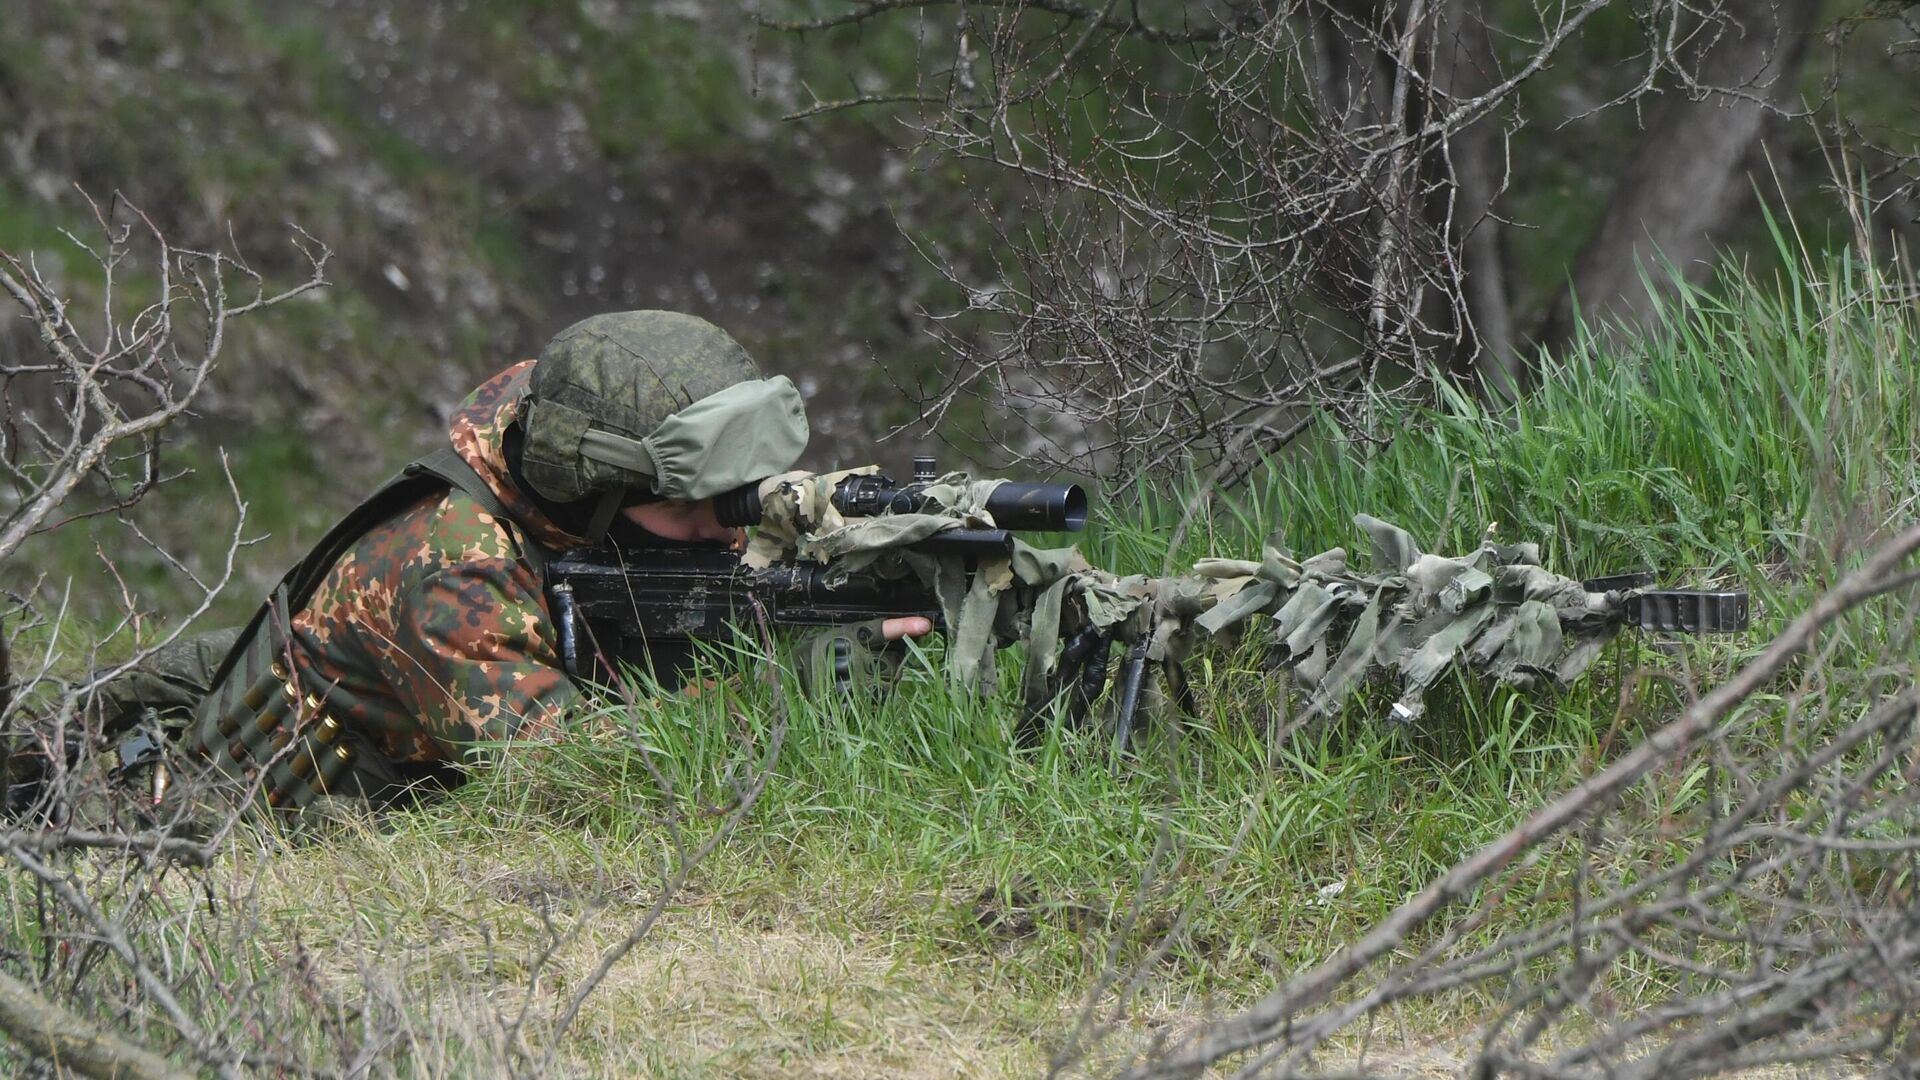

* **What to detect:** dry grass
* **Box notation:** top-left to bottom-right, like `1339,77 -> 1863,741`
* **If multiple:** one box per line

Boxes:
228,813 -> 1515,1078
242,816 -> 1063,1078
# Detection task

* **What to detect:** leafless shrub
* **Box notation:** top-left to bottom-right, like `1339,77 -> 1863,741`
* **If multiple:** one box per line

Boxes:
0,193 -> 810,1079
766,0 -> 1832,486
0,191 -> 323,829
1821,30 -> 1920,261
0,195 -> 345,1077
1049,520 -> 1919,1079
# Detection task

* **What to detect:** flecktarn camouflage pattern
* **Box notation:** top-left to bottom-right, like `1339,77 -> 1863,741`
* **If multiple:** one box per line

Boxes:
73,361 -> 593,811
285,361 -> 585,765
98,315 -> 822,809
79,315 -> 825,812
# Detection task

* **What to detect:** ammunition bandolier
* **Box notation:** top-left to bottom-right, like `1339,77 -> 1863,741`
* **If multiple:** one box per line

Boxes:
186,447 -> 554,812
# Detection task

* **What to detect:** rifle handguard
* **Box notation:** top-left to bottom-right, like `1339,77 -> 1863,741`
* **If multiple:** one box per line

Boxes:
1583,572 -> 1750,634
1624,590 -> 1750,634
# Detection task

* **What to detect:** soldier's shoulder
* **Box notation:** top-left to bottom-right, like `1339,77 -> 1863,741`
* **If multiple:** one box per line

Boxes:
342,486 -> 540,598
419,488 -> 533,568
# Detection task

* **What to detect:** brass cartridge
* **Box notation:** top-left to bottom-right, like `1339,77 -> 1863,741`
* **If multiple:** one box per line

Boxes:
217,662 -> 289,739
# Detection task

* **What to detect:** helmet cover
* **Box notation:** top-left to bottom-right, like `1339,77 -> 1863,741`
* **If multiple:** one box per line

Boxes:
519,310 -> 806,505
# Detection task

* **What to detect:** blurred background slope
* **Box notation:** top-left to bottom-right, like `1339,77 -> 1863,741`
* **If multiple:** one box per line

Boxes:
0,0 -> 962,620
0,0 -> 1913,624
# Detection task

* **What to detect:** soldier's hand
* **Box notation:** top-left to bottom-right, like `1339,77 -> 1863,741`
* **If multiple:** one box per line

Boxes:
796,618 -> 929,701
880,616 -> 933,642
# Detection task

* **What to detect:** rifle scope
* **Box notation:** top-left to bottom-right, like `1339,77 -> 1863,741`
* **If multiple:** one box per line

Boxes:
715,457 -> 1088,533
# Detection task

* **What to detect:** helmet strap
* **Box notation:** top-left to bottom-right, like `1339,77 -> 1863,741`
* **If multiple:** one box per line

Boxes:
585,488 -> 624,544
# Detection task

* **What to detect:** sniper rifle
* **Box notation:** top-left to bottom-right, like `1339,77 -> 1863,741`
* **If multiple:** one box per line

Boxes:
545,460 -> 1751,745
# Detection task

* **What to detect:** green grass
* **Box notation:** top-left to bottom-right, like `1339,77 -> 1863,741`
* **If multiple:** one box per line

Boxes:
1157,225 -> 1914,588
3,3 -> 1916,1068
8,241 -> 1918,1074
365,238 -> 1920,1040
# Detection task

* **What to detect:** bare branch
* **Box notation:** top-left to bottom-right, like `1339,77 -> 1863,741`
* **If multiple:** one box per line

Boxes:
756,0 -> 1243,46
0,967 -> 196,1080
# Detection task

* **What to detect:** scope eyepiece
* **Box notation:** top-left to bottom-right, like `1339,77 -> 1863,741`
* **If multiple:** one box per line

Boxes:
714,482 -> 764,528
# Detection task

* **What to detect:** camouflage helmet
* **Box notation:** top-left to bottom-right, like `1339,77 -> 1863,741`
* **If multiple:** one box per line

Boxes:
517,311 -> 809,535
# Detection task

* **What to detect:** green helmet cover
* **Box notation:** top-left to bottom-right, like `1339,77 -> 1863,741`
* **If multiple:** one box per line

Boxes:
519,311 -> 809,508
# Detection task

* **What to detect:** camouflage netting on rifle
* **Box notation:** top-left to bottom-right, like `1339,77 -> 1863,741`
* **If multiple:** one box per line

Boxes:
744,472 -> 1636,725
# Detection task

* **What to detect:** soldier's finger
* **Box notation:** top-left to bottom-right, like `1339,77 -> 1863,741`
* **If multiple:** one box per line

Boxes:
881,616 -> 933,641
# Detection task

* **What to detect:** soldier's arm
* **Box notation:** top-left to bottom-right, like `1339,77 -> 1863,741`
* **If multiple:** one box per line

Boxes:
389,531 -> 580,752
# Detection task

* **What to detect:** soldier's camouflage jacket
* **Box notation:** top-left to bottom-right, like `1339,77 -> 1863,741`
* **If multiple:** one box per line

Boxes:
287,360 -> 582,764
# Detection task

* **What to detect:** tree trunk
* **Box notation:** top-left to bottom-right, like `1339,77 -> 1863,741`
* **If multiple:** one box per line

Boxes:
1432,0 -> 1520,397
1537,0 -> 1822,355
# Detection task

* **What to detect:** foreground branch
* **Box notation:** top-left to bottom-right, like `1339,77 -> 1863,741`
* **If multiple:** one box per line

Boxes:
0,968 -> 195,1080
1130,520 -> 1920,1078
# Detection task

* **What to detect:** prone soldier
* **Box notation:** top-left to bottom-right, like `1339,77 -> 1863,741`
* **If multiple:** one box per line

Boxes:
86,310 -> 930,814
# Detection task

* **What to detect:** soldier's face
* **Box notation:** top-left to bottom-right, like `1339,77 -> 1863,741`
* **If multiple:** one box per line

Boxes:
622,498 -> 744,548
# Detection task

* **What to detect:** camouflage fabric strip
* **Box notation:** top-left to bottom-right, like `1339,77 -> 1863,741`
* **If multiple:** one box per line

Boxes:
741,476 -> 1630,725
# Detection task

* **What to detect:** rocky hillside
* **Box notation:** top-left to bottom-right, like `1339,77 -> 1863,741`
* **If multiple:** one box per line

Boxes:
1,0 -> 963,616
